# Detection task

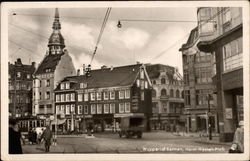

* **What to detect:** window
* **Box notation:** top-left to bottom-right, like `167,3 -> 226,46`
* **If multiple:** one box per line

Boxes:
119,91 -> 125,99
56,94 -> 60,102
39,80 -> 42,87
97,104 -> 102,114
195,67 -> 212,84
71,93 -> 75,101
90,93 -> 95,101
84,105 -> 88,114
125,103 -> 130,113
78,93 -> 83,102
145,81 -> 148,89
65,82 -> 70,89
60,105 -> 65,113
184,90 -> 191,105
161,89 -> 167,96
56,105 -> 60,114
39,92 -> 42,100
110,91 -> 115,100
17,72 -> 21,78
46,92 -> 50,99
110,103 -> 116,113
66,105 -> 70,115
153,80 -> 156,85
60,83 -> 65,90
91,104 -> 96,114
136,79 -> 140,87
200,22 -> 214,34
161,78 -> 166,84
141,91 -> 144,101
103,91 -> 109,100
46,79 -> 50,87
61,94 -> 65,102
170,89 -> 174,97
78,105 -> 82,114
176,90 -> 180,98
66,94 -> 70,102
196,90 -> 210,105
80,83 -> 86,89
119,103 -> 125,113
152,89 -> 157,97
96,92 -> 102,101
104,104 -> 109,114
71,104 -> 75,114
223,37 -> 243,72
27,74 -> 31,79
140,69 -> 144,79
84,93 -> 89,101
184,70 -> 189,85
141,80 -> 145,89
125,90 -> 130,99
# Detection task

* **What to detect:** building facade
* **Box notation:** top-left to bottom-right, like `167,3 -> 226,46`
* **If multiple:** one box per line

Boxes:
197,7 -> 243,141
54,64 -> 152,133
32,8 -> 76,124
9,58 -> 36,118
146,64 -> 185,131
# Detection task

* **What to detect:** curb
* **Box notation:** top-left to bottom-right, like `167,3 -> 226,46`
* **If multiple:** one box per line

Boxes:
194,140 -> 231,146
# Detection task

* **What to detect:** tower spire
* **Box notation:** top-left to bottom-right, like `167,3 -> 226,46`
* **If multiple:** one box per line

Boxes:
48,8 -> 65,54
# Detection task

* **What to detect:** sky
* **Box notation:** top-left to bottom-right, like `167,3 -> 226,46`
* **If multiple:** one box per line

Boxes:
8,7 -> 197,75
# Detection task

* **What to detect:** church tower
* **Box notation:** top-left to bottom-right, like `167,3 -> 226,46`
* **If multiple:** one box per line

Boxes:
33,8 -> 76,119
48,8 -> 65,55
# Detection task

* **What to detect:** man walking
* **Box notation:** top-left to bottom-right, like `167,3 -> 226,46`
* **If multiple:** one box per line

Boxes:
41,126 -> 53,152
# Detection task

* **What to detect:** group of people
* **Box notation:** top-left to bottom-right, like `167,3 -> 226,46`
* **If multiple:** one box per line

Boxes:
9,119 -> 53,154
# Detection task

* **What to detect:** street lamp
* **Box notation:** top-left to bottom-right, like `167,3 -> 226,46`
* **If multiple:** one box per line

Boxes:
207,94 -> 212,140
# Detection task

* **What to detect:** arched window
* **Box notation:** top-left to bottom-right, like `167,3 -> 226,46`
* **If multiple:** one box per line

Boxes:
170,89 -> 174,97
152,89 -> 157,97
161,89 -> 167,96
176,90 -> 180,98
161,78 -> 166,84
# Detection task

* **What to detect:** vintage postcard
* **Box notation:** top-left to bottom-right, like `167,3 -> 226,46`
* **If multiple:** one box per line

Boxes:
1,1 -> 249,161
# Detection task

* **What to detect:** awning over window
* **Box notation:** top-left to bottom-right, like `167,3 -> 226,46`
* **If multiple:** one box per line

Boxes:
51,118 -> 66,125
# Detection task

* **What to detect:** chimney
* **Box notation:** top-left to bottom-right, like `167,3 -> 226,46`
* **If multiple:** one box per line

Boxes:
77,69 -> 80,76
82,64 -> 86,75
101,65 -> 107,69
15,58 -> 22,66
31,62 -> 36,68
136,61 -> 140,64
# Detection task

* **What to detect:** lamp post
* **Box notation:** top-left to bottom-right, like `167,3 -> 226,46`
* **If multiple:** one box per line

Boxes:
207,94 -> 212,140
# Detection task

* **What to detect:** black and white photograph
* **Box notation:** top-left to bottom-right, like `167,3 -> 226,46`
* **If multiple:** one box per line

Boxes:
1,1 -> 249,161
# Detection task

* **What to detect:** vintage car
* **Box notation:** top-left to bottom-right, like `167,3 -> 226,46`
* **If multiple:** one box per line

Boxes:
118,116 -> 146,139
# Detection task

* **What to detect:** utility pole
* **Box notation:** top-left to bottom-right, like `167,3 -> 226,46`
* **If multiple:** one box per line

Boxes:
207,94 -> 212,140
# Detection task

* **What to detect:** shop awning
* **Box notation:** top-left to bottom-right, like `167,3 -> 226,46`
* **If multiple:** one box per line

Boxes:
51,119 -> 66,125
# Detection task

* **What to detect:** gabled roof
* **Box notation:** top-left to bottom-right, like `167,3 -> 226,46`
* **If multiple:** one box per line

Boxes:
55,64 -> 143,90
35,53 -> 64,75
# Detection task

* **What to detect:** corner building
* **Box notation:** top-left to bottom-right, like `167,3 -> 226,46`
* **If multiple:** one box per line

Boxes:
197,7 -> 243,141
32,8 -> 76,124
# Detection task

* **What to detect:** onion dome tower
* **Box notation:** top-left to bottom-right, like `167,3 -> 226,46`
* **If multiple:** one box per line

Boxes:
48,8 -> 65,55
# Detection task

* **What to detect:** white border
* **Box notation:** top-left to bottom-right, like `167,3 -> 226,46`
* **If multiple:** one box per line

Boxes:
1,1 -> 249,161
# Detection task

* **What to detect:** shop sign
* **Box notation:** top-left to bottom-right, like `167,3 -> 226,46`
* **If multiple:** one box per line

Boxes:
85,115 -> 93,118
225,108 -> 233,119
114,113 -> 133,118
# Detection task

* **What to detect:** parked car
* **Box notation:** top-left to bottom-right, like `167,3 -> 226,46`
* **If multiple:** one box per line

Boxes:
118,116 -> 146,139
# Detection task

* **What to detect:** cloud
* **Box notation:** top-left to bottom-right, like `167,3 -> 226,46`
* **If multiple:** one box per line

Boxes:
71,52 -> 103,73
62,22 -> 96,52
108,21 -> 150,50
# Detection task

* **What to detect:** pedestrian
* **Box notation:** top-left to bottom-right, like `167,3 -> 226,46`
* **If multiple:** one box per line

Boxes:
232,120 -> 244,153
32,128 -> 37,144
229,143 -> 241,153
41,126 -> 53,152
37,132 -> 42,144
28,129 -> 33,144
9,119 -> 23,154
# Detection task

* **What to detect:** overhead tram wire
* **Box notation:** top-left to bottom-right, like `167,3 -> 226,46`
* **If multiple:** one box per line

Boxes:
89,7 -> 111,65
148,7 -> 228,62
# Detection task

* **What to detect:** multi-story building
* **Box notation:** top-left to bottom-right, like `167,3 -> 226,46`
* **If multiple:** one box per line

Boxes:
197,7 -> 243,141
9,58 -> 36,118
54,64 -> 152,133
179,25 -> 219,133
32,8 -> 76,124
146,64 -> 185,131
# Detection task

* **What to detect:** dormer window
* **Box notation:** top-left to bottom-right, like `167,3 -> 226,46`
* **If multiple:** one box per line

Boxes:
65,82 -> 70,89
60,83 -> 65,90
46,68 -> 51,73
